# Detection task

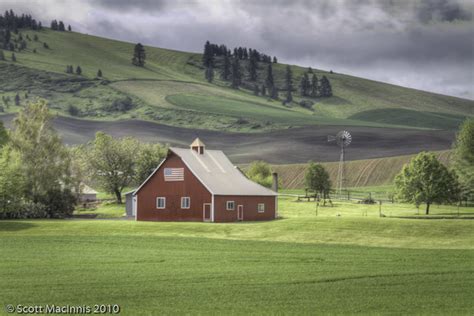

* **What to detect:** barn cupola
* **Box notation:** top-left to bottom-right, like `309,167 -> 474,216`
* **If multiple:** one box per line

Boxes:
190,138 -> 206,154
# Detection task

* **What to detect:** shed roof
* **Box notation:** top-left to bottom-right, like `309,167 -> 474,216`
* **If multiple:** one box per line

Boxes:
169,147 -> 276,196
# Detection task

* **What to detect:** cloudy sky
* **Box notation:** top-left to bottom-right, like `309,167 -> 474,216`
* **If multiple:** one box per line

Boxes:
3,0 -> 474,99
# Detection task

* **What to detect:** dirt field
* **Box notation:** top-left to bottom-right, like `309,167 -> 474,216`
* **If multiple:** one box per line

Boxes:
0,114 -> 455,164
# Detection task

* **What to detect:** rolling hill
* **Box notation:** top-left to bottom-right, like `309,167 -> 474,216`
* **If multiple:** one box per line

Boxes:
0,28 -> 472,133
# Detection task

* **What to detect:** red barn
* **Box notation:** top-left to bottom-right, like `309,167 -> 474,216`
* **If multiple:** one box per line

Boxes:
132,138 -> 277,222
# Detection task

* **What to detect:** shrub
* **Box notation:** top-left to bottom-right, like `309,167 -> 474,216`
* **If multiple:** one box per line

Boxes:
67,104 -> 80,116
104,97 -> 135,112
299,99 -> 314,109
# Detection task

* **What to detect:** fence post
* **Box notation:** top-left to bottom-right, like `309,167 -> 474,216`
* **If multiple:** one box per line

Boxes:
379,200 -> 382,217
316,201 -> 319,217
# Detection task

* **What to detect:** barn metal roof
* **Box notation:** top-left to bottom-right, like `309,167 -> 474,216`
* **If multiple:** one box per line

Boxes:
169,147 -> 277,196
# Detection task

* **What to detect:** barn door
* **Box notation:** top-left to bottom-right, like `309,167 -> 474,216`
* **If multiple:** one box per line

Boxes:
203,203 -> 211,222
237,205 -> 243,221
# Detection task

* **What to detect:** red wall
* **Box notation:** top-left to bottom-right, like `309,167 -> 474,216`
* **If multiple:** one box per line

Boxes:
136,153 -> 212,221
214,195 -> 276,222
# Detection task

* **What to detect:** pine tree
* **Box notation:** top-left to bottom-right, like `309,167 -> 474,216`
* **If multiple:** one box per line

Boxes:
11,52 -> 16,62
33,34 -> 38,41
132,43 -> 146,66
43,42 -> 49,49
202,40 -> 213,67
248,55 -> 258,81
230,58 -> 241,89
308,67 -> 313,74
285,66 -> 293,103
51,19 -> 58,30
0,50 -> 4,61
271,86 -> 279,100
221,54 -> 231,80
15,93 -> 20,105
261,85 -> 266,96
97,69 -> 102,77
265,63 -> 274,92
75,65 -> 82,75
300,73 -> 310,96
205,64 -> 214,83
273,56 -> 278,63
58,21 -> 65,31
68,25 -> 72,31
320,76 -> 332,97
311,74 -> 319,97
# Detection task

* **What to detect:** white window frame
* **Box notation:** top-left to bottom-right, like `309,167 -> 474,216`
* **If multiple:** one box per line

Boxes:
181,197 -> 190,209
156,197 -> 166,209
226,201 -> 235,211
257,203 -> 265,213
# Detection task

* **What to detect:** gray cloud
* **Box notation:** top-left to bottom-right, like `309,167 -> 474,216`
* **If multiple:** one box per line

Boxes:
0,0 -> 472,99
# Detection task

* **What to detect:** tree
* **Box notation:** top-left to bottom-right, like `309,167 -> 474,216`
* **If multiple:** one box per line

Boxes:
246,161 -> 274,188
261,85 -> 266,96
14,93 -> 20,106
272,56 -> 278,63
58,21 -> 65,31
248,55 -> 258,81
0,146 -> 26,218
284,65 -> 293,103
0,50 -> 4,61
266,63 -> 278,99
43,42 -> 49,49
304,161 -> 331,204
221,54 -> 231,80
135,143 -> 167,185
319,75 -> 333,97
230,58 -> 241,89
202,40 -> 213,67
76,66 -> 82,75
300,73 -> 310,96
132,43 -> 146,67
50,19 -> 58,30
68,24 -> 72,31
395,152 -> 460,214
9,100 -> 78,217
205,64 -> 214,83
253,84 -> 259,96
84,132 -> 140,204
453,118 -> 474,201
97,69 -> 102,77
11,52 -> 16,62
310,74 -> 319,97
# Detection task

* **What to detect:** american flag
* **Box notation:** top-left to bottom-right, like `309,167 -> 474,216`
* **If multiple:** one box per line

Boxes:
164,168 -> 184,181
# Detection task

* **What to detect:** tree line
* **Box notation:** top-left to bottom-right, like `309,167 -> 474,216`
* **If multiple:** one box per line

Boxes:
0,100 -> 167,219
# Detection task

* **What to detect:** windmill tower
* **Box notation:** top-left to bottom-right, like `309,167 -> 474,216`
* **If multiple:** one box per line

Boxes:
328,130 -> 352,197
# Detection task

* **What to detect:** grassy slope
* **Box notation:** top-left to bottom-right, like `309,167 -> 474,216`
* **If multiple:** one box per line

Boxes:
2,198 -> 474,314
272,150 -> 453,189
0,28 -> 472,131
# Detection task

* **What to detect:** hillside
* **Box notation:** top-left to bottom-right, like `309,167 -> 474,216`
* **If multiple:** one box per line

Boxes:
0,28 -> 472,133
272,151 -> 453,189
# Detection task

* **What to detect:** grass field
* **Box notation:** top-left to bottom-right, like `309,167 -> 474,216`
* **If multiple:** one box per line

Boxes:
0,28 -> 472,132
1,197 -> 473,315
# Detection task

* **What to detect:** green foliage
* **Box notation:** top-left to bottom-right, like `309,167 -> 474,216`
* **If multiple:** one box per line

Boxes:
304,161 -> 331,198
246,160 -> 274,188
4,100 -> 78,217
0,121 -> 8,148
453,118 -> 474,200
230,58 -> 241,89
0,146 -> 26,218
395,152 -> 460,214
103,96 -> 135,112
67,104 -> 79,116
205,64 -> 214,83
284,65 -> 293,103
132,43 -> 146,67
135,142 -> 168,185
82,132 -> 140,203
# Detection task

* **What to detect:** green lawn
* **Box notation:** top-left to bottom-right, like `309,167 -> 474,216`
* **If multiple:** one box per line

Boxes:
1,197 -> 473,314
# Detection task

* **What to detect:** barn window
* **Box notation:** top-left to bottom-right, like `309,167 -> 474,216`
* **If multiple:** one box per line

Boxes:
258,203 -> 265,213
226,201 -> 235,211
156,197 -> 166,209
181,197 -> 190,209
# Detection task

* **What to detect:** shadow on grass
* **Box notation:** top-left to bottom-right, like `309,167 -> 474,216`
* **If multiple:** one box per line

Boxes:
0,221 -> 37,231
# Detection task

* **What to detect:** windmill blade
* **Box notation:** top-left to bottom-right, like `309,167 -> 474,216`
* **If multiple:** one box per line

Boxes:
327,135 -> 336,142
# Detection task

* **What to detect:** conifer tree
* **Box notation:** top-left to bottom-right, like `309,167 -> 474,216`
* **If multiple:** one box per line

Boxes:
50,20 -> 58,30
261,85 -> 266,96
58,21 -> 65,31
97,69 -> 102,77
68,25 -> 72,31
205,64 -> 214,83
308,67 -> 313,73
43,42 -> 49,49
202,40 -> 213,67
320,76 -> 333,97
265,63 -> 274,92
221,54 -> 231,81
253,84 -> 259,96
230,58 -> 241,89
132,43 -> 146,67
248,55 -> 258,81
15,93 -> 20,105
0,50 -> 4,61
300,73 -> 310,96
285,65 -> 293,103
273,56 -> 278,63
75,65 -> 82,75
11,52 -> 16,62
33,34 -> 38,41
311,74 -> 319,97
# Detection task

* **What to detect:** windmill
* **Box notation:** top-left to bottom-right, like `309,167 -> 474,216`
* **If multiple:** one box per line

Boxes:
328,130 -> 352,197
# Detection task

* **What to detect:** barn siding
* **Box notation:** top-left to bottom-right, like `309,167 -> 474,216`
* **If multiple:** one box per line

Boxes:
214,195 -> 276,222
136,153 -> 212,221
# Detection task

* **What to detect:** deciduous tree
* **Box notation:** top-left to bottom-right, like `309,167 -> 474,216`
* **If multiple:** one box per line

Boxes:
453,118 -> 474,201
305,161 -> 331,204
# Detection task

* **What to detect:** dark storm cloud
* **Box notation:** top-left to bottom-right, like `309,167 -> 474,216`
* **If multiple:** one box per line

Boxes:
0,0 -> 472,99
